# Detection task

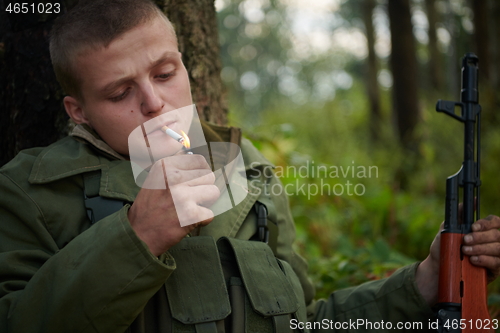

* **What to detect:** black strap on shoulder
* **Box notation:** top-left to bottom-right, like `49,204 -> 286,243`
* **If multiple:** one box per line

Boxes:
254,202 -> 269,243
253,202 -> 278,253
83,171 -> 126,224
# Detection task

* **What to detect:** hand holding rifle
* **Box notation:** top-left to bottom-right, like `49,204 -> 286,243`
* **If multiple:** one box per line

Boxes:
417,215 -> 500,302
415,53 -> 500,332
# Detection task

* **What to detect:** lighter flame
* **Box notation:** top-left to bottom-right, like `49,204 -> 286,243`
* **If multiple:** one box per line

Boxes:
180,130 -> 190,149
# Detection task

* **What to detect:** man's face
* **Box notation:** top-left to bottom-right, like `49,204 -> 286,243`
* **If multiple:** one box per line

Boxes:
65,16 -> 193,157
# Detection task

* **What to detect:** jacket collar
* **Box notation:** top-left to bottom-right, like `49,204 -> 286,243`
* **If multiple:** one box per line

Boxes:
28,125 -> 137,201
71,124 -> 125,161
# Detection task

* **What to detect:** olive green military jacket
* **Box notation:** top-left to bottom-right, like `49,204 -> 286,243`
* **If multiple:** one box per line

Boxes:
0,124 -> 434,333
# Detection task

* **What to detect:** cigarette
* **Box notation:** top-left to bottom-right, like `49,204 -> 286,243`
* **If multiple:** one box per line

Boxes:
161,126 -> 184,144
161,126 -> 193,155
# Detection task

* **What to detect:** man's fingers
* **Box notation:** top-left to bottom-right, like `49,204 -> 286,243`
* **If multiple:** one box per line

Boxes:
471,215 -> 500,232
192,184 -> 220,207
463,242 -> 500,257
467,254 -> 500,273
184,171 -> 216,187
145,155 -> 214,188
163,154 -> 210,171
166,169 -> 214,186
464,224 -> 500,246
174,183 -> 218,227
460,215 -> 500,282
177,204 -> 215,227
198,214 -> 214,226
171,183 -> 219,210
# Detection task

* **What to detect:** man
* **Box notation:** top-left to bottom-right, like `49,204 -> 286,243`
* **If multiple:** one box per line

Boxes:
1,0 -> 499,332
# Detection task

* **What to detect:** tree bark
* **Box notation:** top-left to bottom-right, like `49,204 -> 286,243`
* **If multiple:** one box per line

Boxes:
158,0 -> 228,126
0,0 -> 72,167
387,0 -> 420,152
362,0 -> 381,142
0,0 -> 226,167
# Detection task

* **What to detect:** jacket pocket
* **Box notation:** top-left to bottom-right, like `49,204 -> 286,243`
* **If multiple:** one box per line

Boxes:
165,236 -> 231,325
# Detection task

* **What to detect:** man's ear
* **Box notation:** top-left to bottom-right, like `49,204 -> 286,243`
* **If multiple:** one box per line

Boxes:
63,96 -> 89,125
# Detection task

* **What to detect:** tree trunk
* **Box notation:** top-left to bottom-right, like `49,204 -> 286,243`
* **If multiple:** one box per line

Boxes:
0,0 -> 226,167
387,0 -> 420,152
158,0 -> 227,126
491,0 -> 500,95
470,0 -> 497,124
443,0 -> 459,97
425,0 -> 443,92
362,0 -> 381,142
470,0 -> 490,84
0,0 -> 73,167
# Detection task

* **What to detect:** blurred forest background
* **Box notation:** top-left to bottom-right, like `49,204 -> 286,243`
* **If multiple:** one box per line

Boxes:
1,0 -> 500,318
215,0 -> 500,315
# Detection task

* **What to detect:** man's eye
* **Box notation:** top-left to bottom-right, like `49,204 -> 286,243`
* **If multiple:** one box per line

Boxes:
156,72 -> 175,80
110,88 -> 130,102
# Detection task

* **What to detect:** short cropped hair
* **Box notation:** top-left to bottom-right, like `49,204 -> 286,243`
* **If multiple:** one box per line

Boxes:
50,0 -> 177,101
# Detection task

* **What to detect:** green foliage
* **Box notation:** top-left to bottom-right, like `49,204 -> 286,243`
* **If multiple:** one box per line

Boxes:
307,237 -> 414,299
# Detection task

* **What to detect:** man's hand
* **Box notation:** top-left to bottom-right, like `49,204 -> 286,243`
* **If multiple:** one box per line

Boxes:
462,215 -> 500,282
128,154 -> 220,256
416,215 -> 500,306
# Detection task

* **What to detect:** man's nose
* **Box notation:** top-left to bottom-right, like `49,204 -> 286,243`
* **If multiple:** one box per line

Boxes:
140,83 -> 163,115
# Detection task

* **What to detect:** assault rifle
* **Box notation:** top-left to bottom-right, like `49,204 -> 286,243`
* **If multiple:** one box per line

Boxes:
435,53 -> 493,332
